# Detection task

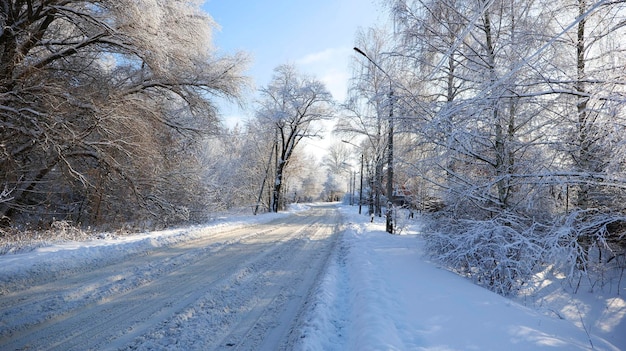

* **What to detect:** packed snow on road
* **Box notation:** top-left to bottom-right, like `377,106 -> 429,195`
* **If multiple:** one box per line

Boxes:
0,203 -> 624,350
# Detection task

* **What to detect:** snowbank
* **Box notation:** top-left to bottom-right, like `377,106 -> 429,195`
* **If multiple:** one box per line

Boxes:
0,210 -> 292,292
295,205 -> 623,350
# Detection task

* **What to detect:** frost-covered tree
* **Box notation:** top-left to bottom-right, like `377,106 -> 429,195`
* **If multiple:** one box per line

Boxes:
340,27 -> 397,216
321,142 -> 356,202
282,151 -> 325,204
550,0 -> 626,211
323,142 -> 352,175
199,123 -> 269,213
394,0 -> 559,217
321,173 -> 343,202
256,64 -> 334,212
384,0 -> 626,294
203,119 -> 326,213
0,0 -> 249,227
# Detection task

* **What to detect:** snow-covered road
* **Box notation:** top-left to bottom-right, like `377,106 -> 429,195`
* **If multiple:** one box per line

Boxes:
0,204 -> 342,350
2,203 -> 623,350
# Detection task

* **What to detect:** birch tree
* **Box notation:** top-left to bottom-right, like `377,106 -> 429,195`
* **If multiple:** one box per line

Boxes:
552,0 -> 626,211
390,0 -> 563,217
340,27 -> 396,216
386,0 -> 626,293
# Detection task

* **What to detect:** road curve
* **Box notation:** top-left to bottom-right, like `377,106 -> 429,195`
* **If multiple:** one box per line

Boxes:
0,203 -> 343,350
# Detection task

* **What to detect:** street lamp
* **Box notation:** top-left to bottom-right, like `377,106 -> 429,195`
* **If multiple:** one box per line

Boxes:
342,140 -> 364,215
353,47 -> 394,234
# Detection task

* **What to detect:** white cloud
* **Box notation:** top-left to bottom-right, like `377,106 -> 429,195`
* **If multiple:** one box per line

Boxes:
296,48 -> 348,65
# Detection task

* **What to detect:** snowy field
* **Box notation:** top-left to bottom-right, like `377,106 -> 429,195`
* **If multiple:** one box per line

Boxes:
0,203 -> 624,350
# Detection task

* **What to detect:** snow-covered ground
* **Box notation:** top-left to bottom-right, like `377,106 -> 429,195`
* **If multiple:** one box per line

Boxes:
0,209 -> 292,293
295,205 -> 625,351
1,203 -> 624,350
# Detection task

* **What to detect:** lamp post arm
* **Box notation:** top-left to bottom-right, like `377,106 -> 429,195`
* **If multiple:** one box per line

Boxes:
353,47 -> 391,81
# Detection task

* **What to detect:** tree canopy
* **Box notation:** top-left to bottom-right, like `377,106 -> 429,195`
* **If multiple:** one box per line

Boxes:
256,64 -> 334,211
0,0 -> 249,227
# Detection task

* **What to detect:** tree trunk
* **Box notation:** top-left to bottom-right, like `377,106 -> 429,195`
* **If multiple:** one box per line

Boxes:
272,159 -> 286,212
575,0 -> 591,209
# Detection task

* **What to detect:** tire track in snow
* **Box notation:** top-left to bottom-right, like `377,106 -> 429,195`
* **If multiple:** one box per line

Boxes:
0,224 -> 279,341
215,214 -> 343,351
124,205 -> 343,351
0,204 -> 341,350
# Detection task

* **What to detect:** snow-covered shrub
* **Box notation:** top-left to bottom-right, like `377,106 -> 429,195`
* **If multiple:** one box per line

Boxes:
544,210 -> 626,293
424,212 -> 545,295
49,220 -> 87,241
392,206 -> 415,234
0,221 -> 93,255
425,208 -> 626,297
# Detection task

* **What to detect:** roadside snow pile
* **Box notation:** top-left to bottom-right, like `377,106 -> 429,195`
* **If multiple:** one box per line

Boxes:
295,205 -> 624,350
0,210 -> 292,293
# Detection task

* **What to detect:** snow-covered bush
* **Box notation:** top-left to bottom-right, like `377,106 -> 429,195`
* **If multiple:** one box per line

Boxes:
424,209 -> 626,296
544,210 -> 626,293
424,212 -> 545,295
0,220 -> 92,255
392,206 -> 415,234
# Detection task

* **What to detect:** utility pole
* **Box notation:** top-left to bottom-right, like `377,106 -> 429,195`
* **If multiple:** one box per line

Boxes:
342,140 -> 365,215
386,89 -> 394,234
354,47 -> 394,233
359,154 -> 364,214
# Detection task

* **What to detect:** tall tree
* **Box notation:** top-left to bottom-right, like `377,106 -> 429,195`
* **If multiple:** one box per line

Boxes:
557,0 -> 626,210
389,0 -> 564,217
385,0 -> 626,293
0,0 -> 249,227
323,142 -> 352,176
340,27 -> 396,216
256,64 -> 333,212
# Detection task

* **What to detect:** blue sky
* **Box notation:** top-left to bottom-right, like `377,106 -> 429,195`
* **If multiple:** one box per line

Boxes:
202,0 -> 386,126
